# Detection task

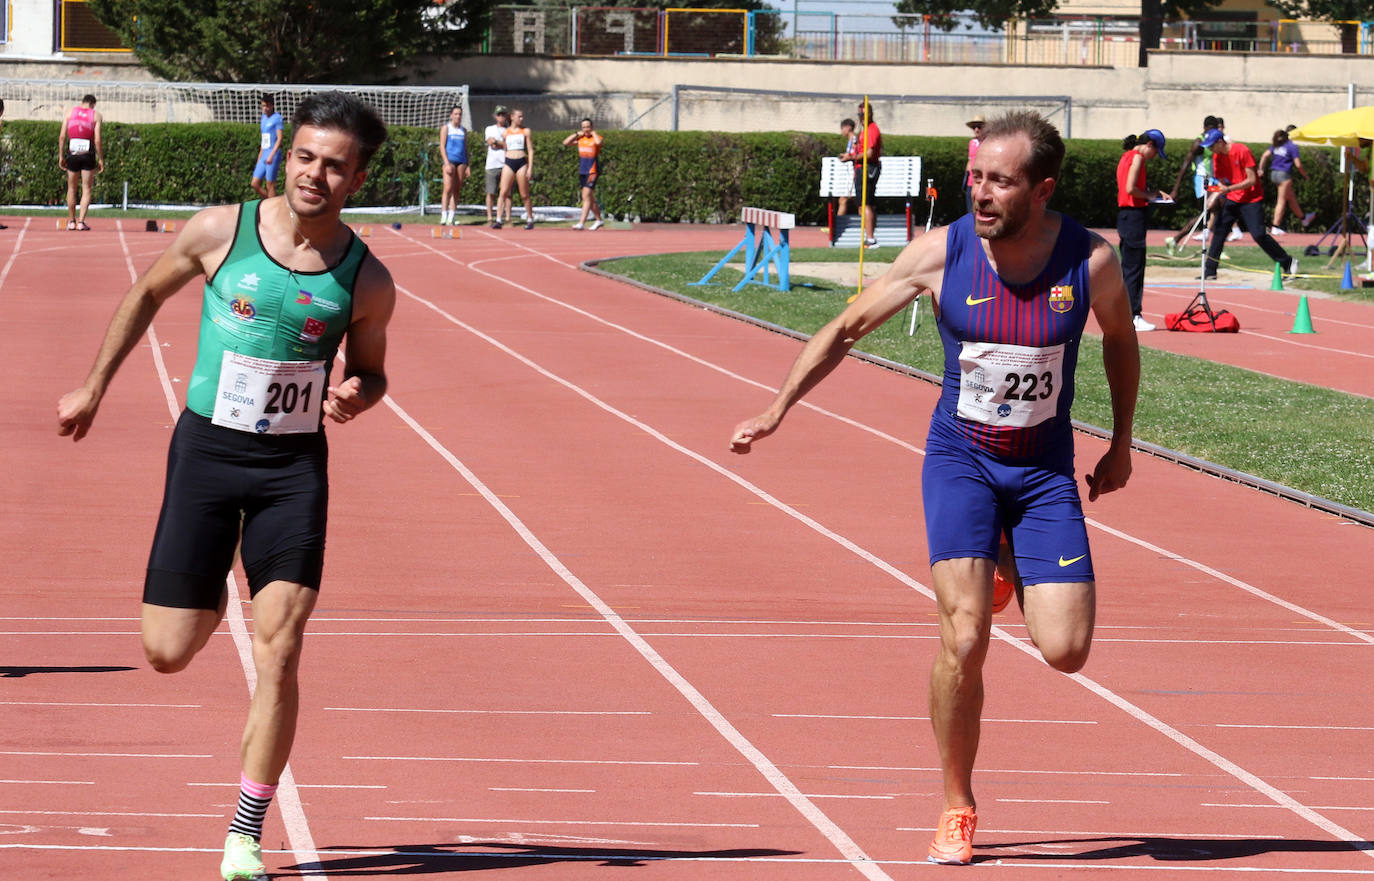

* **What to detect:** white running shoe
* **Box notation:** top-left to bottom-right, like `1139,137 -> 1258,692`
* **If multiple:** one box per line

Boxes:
1227,227 -> 1242,241
1270,226 -> 1286,236
1302,211 -> 1316,228
589,219 -> 603,230
1191,230 -> 1207,241
1132,314 -> 1156,333
864,237 -> 879,249
221,832 -> 266,881
571,223 -> 584,230
1286,258 -> 1300,278
1164,239 -> 1178,256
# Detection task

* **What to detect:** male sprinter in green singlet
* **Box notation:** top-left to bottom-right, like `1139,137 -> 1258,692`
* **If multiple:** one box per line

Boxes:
56,93 -> 395,881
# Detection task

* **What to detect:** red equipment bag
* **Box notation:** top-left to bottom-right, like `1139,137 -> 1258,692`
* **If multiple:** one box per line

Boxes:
1165,308 -> 1240,333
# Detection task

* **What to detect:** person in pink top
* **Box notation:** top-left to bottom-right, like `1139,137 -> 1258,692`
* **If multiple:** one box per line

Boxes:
59,95 -> 103,231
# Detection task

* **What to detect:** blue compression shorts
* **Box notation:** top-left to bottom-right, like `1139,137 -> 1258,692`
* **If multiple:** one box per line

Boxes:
254,153 -> 282,182
921,426 -> 1094,585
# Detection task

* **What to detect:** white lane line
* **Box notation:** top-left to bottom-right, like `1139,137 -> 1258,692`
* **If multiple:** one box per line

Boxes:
0,809 -> 219,818
116,228 -> 323,880
490,787 -> 596,794
0,701 -> 199,708
1204,803 -> 1374,812
995,798 -> 1111,805
0,750 -> 211,759
1217,724 -> 1374,731
377,356 -> 891,881
394,276 -> 1373,860
777,714 -> 1094,725
419,228 -> 1374,651
366,816 -> 760,829
695,792 -> 896,800
0,780 -> 94,785
833,764 -> 1187,778
0,218 -> 32,294
325,707 -> 649,716
188,782 -> 387,790
346,755 -> 699,766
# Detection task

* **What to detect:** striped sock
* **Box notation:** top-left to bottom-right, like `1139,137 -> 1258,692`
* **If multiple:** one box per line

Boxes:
227,773 -> 278,841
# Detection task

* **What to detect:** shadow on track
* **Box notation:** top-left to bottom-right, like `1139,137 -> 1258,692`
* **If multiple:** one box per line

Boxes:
0,665 -> 136,678
284,842 -> 804,875
976,835 -> 1374,863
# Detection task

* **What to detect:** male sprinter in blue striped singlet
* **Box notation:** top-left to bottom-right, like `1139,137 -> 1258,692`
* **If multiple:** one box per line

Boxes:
731,111 -> 1140,866
57,93 -> 396,881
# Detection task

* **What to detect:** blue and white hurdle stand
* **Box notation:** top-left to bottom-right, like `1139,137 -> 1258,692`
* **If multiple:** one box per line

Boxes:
691,206 -> 794,293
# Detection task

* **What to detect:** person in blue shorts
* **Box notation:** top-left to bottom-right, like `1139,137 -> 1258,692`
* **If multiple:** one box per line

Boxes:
438,104 -> 470,226
730,110 -> 1140,867
251,94 -> 284,198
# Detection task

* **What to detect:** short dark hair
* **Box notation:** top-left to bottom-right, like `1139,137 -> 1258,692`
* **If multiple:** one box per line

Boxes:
981,110 -> 1065,183
840,117 -> 856,130
292,93 -> 388,169
261,94 -> 275,109
81,94 -> 97,106
1203,115 -> 1220,129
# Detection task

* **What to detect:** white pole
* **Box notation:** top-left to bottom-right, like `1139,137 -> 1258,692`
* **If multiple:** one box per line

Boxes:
122,181 -> 128,211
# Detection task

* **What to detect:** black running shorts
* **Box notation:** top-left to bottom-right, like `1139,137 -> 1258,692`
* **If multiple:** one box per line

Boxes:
143,410 -> 329,610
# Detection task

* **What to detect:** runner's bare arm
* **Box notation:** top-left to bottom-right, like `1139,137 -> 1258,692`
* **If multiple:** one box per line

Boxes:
56,205 -> 238,440
729,230 -> 947,452
324,254 -> 395,423
1084,233 -> 1140,501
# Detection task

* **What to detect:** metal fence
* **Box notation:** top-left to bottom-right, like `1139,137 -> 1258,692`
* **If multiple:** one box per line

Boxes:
483,6 -> 1374,65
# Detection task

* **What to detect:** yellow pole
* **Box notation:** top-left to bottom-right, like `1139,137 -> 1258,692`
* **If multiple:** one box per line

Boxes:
851,95 -> 870,304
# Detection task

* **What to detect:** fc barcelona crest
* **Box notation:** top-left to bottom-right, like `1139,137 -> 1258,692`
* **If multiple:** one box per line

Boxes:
1049,284 -> 1074,313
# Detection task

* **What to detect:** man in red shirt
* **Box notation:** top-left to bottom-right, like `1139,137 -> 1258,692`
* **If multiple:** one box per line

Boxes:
1202,128 -> 1296,280
854,102 -> 882,248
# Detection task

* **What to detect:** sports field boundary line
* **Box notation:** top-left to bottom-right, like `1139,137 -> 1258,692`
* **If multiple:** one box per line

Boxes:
581,255 -> 1374,530
389,270 -> 1372,858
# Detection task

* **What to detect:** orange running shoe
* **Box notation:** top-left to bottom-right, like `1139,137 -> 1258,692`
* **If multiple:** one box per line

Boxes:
928,805 -> 978,864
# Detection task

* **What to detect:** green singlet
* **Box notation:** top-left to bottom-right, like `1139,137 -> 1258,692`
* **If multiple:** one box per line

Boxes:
186,200 -> 368,429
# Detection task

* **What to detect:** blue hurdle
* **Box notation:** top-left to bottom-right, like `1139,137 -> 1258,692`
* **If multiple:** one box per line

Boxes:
691,206 -> 794,292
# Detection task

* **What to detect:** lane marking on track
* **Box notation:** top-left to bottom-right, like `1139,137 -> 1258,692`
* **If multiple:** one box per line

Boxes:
996,798 -> 1111,805
695,792 -> 896,800
188,782 -> 387,790
394,226 -> 1374,649
114,226 -> 325,881
325,707 -> 650,715
836,764 -> 1187,778
346,755 -> 700,766
777,714 -> 1094,724
389,274 -> 1374,860
366,816 -> 761,828
0,701 -> 199,708
0,780 -> 94,785
0,750 -> 211,759
0,218 -> 31,294
1203,803 -> 1374,812
489,787 -> 596,794
0,809 -> 220,818
372,338 -> 892,880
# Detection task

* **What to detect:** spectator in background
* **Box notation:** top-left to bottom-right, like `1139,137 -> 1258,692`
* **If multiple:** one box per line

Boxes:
854,101 -> 881,248
484,106 -> 510,228
964,114 -> 985,213
59,94 -> 103,231
562,118 -> 604,230
251,94 -> 284,199
497,108 -> 535,230
1202,127 -> 1297,281
1116,129 -> 1169,333
836,117 -> 858,219
1164,114 -> 1220,255
1259,128 -> 1314,235
438,105 -> 470,227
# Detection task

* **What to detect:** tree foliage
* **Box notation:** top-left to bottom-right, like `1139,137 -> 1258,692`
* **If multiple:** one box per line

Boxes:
85,0 -> 495,83
1266,0 -> 1370,50
894,0 -> 1221,33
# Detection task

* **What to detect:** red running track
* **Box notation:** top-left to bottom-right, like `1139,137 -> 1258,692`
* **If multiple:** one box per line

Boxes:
3,216 -> 1373,879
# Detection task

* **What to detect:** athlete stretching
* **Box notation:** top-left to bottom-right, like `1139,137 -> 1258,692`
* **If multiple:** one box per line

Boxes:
57,93 -> 395,881
730,111 -> 1140,865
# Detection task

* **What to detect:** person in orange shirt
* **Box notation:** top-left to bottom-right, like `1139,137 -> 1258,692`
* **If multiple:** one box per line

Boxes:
562,118 -> 604,230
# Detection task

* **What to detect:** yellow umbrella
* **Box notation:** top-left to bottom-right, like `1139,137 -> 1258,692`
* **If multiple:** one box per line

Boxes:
1289,106 -> 1374,146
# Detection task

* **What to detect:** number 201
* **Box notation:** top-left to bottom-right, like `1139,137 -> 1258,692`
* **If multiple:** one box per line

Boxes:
264,381 -> 314,414
1003,371 -> 1053,401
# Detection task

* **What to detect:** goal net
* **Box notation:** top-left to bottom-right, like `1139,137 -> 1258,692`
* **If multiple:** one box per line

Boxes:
0,79 -> 470,129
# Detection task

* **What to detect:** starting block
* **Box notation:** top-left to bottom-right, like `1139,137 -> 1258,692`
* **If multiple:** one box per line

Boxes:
691,206 -> 792,293
430,226 -> 460,239
353,225 -> 372,238
162,221 -> 176,233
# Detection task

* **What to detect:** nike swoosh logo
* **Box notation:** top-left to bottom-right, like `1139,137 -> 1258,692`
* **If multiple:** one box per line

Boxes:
1058,554 -> 1087,567
966,294 -> 997,306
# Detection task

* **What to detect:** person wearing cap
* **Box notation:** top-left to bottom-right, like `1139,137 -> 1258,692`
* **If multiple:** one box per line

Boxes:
1164,114 -> 1223,255
964,114 -> 985,213
1116,129 -> 1169,332
484,106 -> 511,227
1201,127 -> 1296,281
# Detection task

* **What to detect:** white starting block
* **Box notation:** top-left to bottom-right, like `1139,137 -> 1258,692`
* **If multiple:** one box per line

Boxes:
692,206 -> 793,293
821,155 -> 925,248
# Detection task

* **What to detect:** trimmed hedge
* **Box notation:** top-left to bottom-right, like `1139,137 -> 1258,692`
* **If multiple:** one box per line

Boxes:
0,120 -> 1357,230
